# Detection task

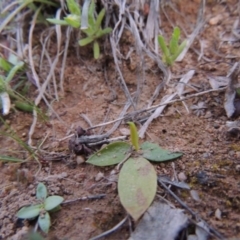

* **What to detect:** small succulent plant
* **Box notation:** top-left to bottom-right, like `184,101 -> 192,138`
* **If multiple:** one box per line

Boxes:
47,0 -> 112,59
158,27 -> 186,66
16,183 -> 64,233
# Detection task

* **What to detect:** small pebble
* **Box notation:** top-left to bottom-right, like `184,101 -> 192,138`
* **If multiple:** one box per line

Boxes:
95,172 -> 104,182
236,165 -> 240,172
209,15 -> 222,25
76,156 -> 85,164
178,172 -> 187,182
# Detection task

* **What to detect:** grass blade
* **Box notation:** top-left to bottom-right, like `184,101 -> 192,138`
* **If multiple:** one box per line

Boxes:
0,155 -> 24,162
47,18 -> 68,25
95,8 -> 105,31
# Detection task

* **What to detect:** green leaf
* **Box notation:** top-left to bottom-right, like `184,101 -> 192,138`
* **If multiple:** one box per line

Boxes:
169,27 -> 180,55
85,0 -> 95,30
128,122 -> 139,151
38,212 -> 51,233
93,41 -> 100,59
64,14 -> 80,28
5,61 -> 24,84
46,18 -> 68,25
66,0 -> 81,15
95,8 -> 105,31
79,36 -> 94,46
0,155 -> 24,162
88,0 -> 95,16
0,76 -> 6,93
158,35 -> 170,59
44,196 -> 64,211
17,204 -> 42,219
118,157 -> 157,221
14,101 -> 34,112
172,27 -> 180,44
48,205 -> 61,213
36,183 -> 47,200
86,142 -> 131,166
171,39 -> 186,62
0,57 -> 13,72
82,27 -> 95,37
96,27 -> 112,38
141,142 -> 183,162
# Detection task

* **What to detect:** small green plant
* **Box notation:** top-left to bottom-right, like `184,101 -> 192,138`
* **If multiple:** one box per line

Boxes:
47,0 -> 112,59
86,122 -> 183,221
16,183 -> 64,233
158,27 -> 186,67
0,0 -> 58,33
0,56 -> 36,115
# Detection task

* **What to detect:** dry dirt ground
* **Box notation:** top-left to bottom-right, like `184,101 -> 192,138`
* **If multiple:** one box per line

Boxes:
0,0 -> 240,239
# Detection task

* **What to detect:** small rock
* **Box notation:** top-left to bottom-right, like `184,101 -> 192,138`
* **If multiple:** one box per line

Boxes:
21,132 -> 26,137
95,172 -> 104,182
209,15 -> 222,25
178,172 -> 187,182
215,208 -> 221,220
236,165 -> 240,172
76,156 -> 85,165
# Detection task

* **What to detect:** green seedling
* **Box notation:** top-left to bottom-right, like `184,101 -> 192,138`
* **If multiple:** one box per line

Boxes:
87,122 -> 183,221
16,183 -> 64,234
158,27 -> 186,67
47,0 -> 112,59
0,0 -> 58,33
0,56 -> 37,115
